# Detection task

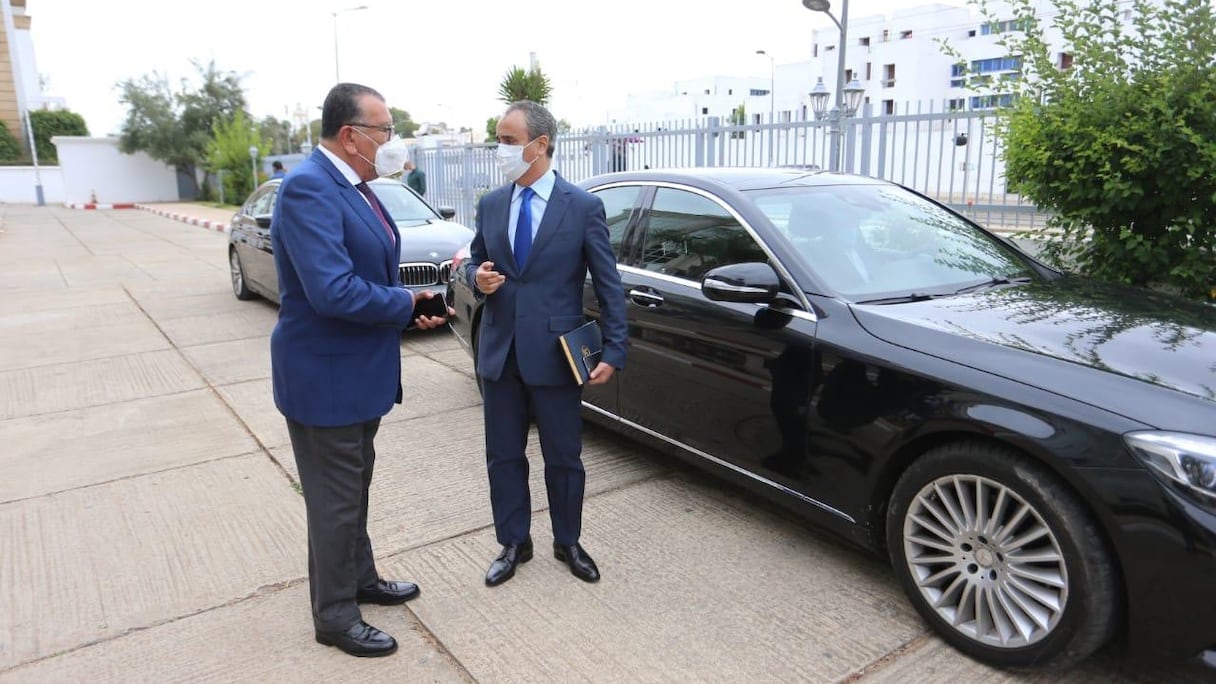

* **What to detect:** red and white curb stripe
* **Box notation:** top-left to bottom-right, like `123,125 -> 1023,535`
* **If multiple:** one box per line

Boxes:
133,204 -> 229,233
64,202 -> 136,210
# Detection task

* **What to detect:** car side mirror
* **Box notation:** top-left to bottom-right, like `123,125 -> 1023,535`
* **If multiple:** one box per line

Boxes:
255,216 -> 272,229
439,207 -> 457,220
702,262 -> 780,303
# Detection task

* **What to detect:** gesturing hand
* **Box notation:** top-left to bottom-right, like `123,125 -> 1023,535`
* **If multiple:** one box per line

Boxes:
475,261 -> 506,295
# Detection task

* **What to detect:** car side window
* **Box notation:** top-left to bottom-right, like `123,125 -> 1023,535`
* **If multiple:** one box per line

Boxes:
591,185 -> 642,260
639,188 -> 768,282
247,187 -> 276,217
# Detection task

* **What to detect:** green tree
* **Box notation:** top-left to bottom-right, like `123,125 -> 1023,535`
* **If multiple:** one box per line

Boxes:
206,109 -> 268,203
0,120 -> 22,161
117,60 -> 248,199
389,107 -> 419,139
497,65 -> 552,105
28,110 -> 88,164
946,0 -> 1216,301
485,115 -> 500,143
259,116 -> 293,155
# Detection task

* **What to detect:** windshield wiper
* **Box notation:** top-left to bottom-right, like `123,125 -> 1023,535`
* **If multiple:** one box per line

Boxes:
953,272 -> 1034,295
854,292 -> 941,305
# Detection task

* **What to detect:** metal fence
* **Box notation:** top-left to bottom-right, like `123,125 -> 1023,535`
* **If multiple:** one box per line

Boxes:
413,100 -> 1050,235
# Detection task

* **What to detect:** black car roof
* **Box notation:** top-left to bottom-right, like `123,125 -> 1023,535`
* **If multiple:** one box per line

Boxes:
579,167 -> 891,192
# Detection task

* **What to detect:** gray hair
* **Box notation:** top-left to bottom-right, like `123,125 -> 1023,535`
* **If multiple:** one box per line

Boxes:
504,101 -> 557,158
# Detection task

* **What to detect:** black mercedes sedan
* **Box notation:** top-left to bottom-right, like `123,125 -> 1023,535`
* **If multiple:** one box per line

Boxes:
448,168 -> 1216,671
228,177 -> 473,305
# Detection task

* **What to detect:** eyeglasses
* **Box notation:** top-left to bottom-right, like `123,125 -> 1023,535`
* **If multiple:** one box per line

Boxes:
348,122 -> 395,137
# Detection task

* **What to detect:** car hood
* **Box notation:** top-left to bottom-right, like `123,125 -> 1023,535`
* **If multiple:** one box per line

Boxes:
394,219 -> 475,261
851,278 -> 1216,406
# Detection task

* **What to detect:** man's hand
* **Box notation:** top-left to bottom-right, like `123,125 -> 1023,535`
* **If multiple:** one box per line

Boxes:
587,362 -> 615,385
475,261 -> 506,295
412,291 -> 448,330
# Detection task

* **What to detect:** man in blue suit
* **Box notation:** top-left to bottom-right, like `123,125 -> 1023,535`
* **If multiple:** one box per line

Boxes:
270,82 -> 446,658
466,101 -> 627,587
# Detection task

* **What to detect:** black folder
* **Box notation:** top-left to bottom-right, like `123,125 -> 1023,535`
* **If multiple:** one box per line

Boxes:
558,320 -> 602,385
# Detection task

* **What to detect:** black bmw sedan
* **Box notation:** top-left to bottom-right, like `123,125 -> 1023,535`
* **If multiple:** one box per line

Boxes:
448,168 -> 1216,671
228,177 -> 473,305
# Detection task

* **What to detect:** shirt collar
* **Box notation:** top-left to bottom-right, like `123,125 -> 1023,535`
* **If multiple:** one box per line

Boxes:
513,168 -> 556,202
319,144 -> 364,188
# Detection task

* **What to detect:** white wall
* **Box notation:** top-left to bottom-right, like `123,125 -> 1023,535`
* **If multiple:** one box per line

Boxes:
52,136 -> 179,204
0,166 -> 65,203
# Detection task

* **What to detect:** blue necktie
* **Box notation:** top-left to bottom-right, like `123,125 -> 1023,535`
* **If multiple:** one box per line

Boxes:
513,186 -> 535,269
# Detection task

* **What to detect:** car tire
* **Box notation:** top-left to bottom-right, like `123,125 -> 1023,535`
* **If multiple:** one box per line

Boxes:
886,441 -> 1120,669
230,248 -> 255,301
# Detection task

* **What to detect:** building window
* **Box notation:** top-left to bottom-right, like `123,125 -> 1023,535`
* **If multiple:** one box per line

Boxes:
860,36 -> 870,46
981,19 -> 1030,36
728,89 -> 733,95
701,107 -> 709,115
883,99 -> 895,115
813,44 -> 819,58
866,62 -> 872,80
882,29 -> 890,42
705,89 -> 711,95
969,93 -> 1015,109
1058,52 -> 1074,70
753,114 -> 762,125
749,88 -> 770,96
900,29 -> 913,39
970,56 -> 1022,73
825,45 -> 836,52
883,64 -> 896,87
845,69 -> 854,82
950,78 -> 965,88
948,98 -> 966,112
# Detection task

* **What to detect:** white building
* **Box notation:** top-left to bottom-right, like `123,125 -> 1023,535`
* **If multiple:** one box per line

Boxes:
607,0 -> 1145,125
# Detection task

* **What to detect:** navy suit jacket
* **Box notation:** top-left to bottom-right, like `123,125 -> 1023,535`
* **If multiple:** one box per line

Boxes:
270,148 -> 414,427
466,172 -> 627,386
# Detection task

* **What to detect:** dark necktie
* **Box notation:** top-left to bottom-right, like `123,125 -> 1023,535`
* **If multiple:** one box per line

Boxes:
355,182 -> 395,246
513,186 -> 535,269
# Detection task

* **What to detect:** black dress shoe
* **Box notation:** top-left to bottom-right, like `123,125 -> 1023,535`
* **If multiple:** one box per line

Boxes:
356,579 -> 420,605
485,539 -> 533,587
553,542 -> 601,583
315,620 -> 398,657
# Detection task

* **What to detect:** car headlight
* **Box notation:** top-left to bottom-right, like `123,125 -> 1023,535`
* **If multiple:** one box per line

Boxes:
1125,432 -> 1216,499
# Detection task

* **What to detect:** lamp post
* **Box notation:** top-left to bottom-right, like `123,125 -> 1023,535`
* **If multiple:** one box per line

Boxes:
803,0 -> 864,172
756,49 -> 776,166
248,145 -> 259,194
332,5 -> 368,83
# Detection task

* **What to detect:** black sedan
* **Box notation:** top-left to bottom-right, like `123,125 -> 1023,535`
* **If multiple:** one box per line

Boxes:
228,177 -> 473,305
448,168 -> 1216,671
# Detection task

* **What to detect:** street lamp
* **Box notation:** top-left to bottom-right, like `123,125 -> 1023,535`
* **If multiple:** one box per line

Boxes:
756,49 -> 776,166
248,145 -> 259,194
332,5 -> 369,83
802,0 -> 864,172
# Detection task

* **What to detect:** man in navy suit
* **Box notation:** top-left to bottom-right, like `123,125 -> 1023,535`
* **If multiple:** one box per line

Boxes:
270,82 -> 446,658
466,101 -> 627,587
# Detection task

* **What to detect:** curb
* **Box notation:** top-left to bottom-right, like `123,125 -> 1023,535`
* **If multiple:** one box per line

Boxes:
65,202 -> 136,210
134,204 -> 229,233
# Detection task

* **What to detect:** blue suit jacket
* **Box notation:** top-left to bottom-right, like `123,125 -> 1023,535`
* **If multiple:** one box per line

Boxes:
270,148 -> 414,427
466,172 -> 627,386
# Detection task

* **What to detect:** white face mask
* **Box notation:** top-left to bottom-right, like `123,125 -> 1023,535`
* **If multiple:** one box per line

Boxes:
355,129 -> 409,177
496,139 -> 538,183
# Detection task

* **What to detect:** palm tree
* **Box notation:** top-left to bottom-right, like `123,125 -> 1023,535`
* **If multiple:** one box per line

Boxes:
497,66 -> 552,105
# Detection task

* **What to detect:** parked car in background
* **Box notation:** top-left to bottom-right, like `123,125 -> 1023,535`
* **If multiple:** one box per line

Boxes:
228,177 -> 473,307
448,168 -> 1216,671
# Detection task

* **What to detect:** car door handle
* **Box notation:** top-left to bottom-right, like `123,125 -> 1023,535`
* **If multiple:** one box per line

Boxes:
629,288 -> 664,307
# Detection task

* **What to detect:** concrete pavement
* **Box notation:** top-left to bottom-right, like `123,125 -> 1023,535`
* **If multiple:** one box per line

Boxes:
0,204 -> 1204,682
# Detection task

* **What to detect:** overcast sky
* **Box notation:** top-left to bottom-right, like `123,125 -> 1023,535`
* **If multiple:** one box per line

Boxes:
29,0 -> 967,136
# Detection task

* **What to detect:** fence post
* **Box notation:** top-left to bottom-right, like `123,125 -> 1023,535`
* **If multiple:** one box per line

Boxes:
704,116 -> 721,168
592,127 -> 609,176
859,102 -> 873,177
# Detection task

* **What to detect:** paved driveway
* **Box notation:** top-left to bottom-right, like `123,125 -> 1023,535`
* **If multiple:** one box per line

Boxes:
0,205 -> 1203,682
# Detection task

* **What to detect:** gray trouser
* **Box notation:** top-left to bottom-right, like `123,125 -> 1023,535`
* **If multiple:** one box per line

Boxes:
286,417 -> 381,632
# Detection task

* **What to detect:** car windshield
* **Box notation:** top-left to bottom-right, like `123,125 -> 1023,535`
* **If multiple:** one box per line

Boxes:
746,184 -> 1036,301
370,180 -> 439,224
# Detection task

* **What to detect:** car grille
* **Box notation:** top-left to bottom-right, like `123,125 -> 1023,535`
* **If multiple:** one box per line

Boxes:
398,260 -> 452,287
